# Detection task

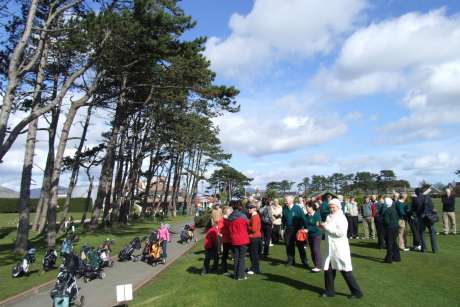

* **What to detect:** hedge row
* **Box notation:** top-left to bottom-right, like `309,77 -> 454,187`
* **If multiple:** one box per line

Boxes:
0,198 -> 92,213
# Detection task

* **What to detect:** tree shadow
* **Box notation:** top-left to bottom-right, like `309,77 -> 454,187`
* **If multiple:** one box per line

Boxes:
351,252 -> 384,263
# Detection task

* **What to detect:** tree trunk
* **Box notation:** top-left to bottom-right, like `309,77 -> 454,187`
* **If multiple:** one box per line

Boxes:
0,0 -> 40,150
14,40 -> 49,252
34,104 -> 60,233
60,106 -> 93,230
80,168 -> 94,225
47,98 -> 88,247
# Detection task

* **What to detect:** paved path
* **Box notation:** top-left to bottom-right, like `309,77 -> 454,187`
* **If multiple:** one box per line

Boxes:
5,219 -> 203,307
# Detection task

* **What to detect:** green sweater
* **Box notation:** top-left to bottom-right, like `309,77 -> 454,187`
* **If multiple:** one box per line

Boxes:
320,200 -> 330,222
305,212 -> 321,238
395,200 -> 408,219
282,205 -> 308,230
383,206 -> 399,229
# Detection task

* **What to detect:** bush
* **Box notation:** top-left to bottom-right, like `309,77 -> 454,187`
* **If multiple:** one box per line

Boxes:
194,210 -> 212,229
0,197 -> 91,213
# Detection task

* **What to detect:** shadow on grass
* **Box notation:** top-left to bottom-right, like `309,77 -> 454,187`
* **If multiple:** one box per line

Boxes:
186,266 -> 203,275
350,241 -> 379,249
351,252 -> 384,263
193,250 -> 205,255
261,272 -> 348,296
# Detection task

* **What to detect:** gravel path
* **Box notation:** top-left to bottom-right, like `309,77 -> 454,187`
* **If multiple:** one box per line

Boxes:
5,219 -> 202,307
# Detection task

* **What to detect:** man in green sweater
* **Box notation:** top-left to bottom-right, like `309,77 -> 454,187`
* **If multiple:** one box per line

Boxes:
382,197 -> 401,263
282,195 -> 308,266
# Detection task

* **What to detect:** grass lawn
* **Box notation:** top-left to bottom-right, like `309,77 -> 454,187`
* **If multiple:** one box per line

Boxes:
132,200 -> 459,307
0,213 -> 191,301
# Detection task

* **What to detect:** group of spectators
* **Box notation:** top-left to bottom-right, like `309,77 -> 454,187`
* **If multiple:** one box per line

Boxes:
200,187 -> 456,299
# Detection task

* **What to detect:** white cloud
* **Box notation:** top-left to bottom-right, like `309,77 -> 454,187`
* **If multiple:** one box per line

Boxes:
215,112 -> 347,157
313,8 -> 460,143
205,0 -> 367,79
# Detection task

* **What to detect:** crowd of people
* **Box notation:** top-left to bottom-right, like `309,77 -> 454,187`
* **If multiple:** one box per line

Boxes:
200,187 -> 456,299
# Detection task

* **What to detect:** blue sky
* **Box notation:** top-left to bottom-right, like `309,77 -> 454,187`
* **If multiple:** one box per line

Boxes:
180,0 -> 460,189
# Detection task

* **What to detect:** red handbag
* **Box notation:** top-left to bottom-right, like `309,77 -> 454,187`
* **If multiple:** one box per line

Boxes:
296,229 -> 307,242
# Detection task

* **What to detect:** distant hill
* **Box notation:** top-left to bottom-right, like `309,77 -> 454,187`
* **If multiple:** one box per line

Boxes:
30,186 -> 68,199
0,186 -> 19,198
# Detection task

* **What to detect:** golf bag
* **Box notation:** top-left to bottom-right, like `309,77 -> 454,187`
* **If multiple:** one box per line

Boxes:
118,237 -> 142,262
50,265 -> 85,307
43,249 -> 58,272
12,248 -> 36,278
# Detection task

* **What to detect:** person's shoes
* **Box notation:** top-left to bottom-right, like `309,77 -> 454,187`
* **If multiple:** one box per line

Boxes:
237,276 -> 248,280
402,248 -> 410,252
285,261 -> 295,267
349,294 -> 363,299
201,271 -> 207,276
269,243 -> 274,247
412,245 -> 422,251
349,237 -> 353,240
311,267 -> 321,272
246,270 -> 255,275
321,293 -> 335,298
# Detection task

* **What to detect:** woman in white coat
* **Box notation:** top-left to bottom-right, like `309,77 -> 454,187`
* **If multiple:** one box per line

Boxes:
320,198 -> 363,299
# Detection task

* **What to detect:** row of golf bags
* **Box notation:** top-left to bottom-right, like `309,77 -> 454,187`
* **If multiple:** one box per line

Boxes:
49,238 -> 114,306
118,232 -> 163,266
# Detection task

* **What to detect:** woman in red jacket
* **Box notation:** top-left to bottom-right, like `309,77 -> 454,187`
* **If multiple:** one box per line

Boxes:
228,200 -> 250,280
247,204 -> 262,275
220,206 -> 233,273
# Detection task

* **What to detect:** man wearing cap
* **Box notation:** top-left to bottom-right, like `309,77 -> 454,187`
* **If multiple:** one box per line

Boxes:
320,198 -> 363,299
282,195 -> 309,267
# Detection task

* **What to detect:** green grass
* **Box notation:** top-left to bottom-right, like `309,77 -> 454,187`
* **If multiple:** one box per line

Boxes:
0,214 -> 190,301
132,200 -> 460,307
0,211 -> 86,229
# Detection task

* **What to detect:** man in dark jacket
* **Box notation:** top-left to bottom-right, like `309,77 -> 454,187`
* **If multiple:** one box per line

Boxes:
414,188 -> 438,253
382,198 -> 400,263
282,195 -> 308,267
442,188 -> 456,235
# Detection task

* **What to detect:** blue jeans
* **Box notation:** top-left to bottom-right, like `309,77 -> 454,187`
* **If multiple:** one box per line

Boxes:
418,217 -> 438,253
161,240 -> 167,259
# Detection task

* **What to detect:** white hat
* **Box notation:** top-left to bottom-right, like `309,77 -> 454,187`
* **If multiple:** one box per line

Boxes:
329,198 -> 341,208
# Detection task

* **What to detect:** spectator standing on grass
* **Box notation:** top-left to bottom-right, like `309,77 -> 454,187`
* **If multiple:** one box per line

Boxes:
220,206 -> 233,273
260,198 -> 273,256
382,198 -> 401,263
409,193 -> 422,251
228,201 -> 250,280
348,197 -> 359,239
247,204 -> 262,275
305,202 -> 322,272
282,195 -> 309,267
320,198 -> 363,299
395,193 -> 410,251
202,221 -> 219,275
271,199 -> 283,244
414,188 -> 438,253
374,195 -> 386,249
442,188 -> 456,235
362,196 -> 376,240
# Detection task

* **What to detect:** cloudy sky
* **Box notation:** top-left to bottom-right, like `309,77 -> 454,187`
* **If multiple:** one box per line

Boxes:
1,0 -> 460,191
181,0 -> 460,189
